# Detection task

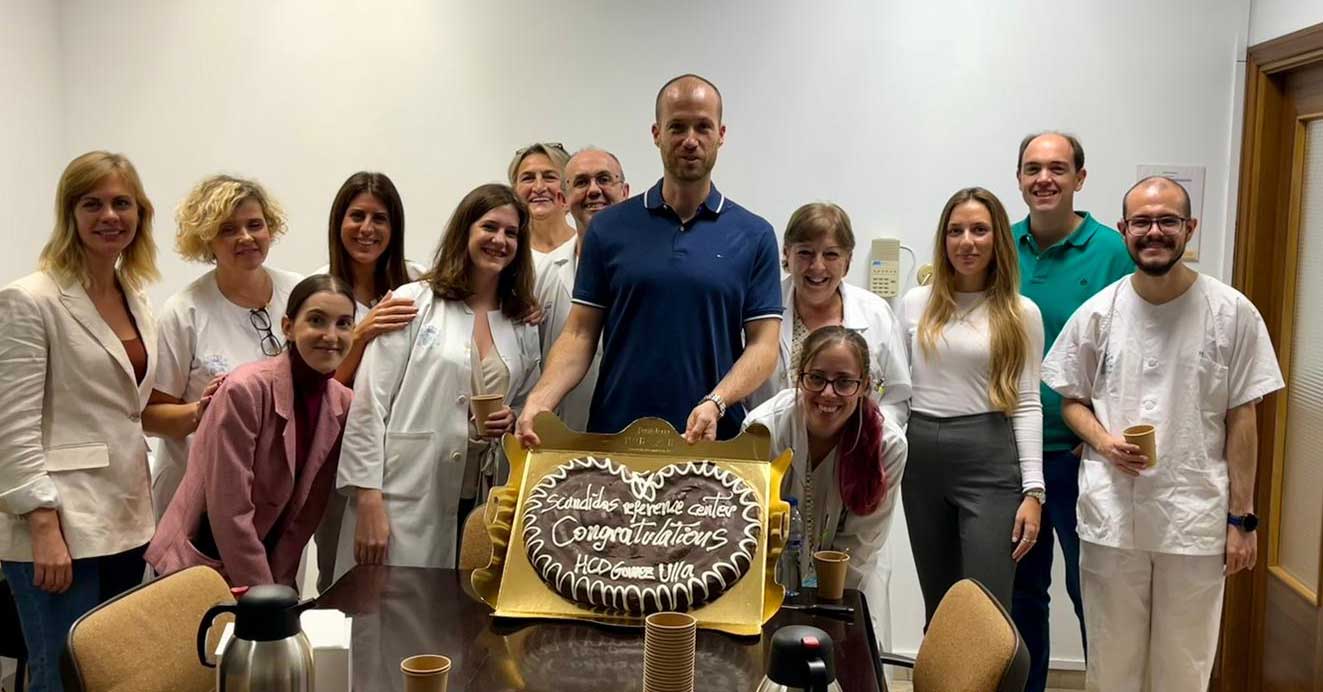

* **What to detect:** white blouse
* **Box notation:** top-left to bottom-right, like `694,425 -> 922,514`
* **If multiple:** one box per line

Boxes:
898,286 -> 1045,491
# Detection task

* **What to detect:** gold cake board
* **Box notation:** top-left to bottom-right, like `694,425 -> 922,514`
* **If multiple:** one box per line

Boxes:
472,413 -> 791,637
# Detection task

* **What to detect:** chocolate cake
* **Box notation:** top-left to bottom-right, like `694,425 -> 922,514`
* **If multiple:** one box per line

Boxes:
522,456 -> 762,614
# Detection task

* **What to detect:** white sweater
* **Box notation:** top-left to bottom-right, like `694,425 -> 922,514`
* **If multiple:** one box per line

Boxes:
898,286 -> 1044,491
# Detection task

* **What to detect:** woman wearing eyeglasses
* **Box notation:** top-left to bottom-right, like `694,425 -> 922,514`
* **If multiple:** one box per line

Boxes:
747,203 -> 911,429
335,184 -> 540,576
143,175 -> 302,515
744,326 -> 906,610
897,187 -> 1045,625
509,142 -> 577,276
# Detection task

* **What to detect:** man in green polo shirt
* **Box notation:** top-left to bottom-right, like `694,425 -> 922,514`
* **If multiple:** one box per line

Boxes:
1010,132 -> 1134,692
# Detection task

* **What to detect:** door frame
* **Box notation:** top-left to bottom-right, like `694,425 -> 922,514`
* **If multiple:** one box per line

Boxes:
1220,21 -> 1323,692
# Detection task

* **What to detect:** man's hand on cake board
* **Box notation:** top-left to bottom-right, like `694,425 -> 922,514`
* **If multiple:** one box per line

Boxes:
684,399 -> 721,444
516,401 -> 551,448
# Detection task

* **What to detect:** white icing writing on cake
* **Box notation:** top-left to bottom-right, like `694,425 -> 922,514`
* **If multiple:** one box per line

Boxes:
572,555 -> 697,583
551,515 -> 730,552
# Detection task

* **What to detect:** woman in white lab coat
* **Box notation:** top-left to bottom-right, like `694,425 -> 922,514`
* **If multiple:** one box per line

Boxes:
747,203 -> 911,429
335,183 -> 541,576
744,326 -> 906,644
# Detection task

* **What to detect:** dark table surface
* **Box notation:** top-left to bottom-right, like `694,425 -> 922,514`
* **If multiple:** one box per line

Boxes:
316,566 -> 886,692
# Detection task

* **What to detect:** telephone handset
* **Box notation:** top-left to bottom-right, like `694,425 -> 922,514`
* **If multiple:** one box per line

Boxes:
868,238 -> 901,298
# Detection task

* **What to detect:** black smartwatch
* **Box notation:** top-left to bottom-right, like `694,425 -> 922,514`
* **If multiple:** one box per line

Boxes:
1228,513 -> 1259,532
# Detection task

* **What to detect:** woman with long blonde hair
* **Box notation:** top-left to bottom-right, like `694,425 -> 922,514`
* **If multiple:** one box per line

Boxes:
0,152 -> 160,692
898,186 -> 1045,624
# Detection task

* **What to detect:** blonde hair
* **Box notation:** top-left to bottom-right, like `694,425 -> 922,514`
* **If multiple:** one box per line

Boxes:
38,151 -> 159,292
507,143 -> 571,185
175,174 -> 288,263
918,187 -> 1028,414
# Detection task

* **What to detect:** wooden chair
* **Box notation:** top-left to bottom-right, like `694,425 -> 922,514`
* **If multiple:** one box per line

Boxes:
880,579 -> 1030,692
458,503 -> 492,571
63,565 -> 233,692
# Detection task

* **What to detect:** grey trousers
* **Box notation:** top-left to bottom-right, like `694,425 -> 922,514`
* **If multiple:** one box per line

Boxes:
903,411 -> 1023,626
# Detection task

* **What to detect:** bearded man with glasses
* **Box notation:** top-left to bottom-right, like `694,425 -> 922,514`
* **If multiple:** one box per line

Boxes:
1042,176 -> 1284,691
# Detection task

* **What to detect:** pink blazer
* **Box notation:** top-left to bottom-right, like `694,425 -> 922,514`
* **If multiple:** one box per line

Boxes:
146,352 -> 352,587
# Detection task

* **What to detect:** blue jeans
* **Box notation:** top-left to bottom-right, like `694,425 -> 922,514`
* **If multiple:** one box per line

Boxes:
2,544 -> 146,692
1011,449 -> 1086,692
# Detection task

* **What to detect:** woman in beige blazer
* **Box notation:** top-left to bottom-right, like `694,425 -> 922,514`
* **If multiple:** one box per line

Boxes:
0,151 -> 160,692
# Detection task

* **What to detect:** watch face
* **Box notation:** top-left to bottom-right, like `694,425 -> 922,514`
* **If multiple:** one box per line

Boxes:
1244,513 -> 1259,532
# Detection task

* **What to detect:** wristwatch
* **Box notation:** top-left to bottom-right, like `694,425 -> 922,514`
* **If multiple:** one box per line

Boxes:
701,393 -> 727,418
1024,488 -> 1046,504
1228,513 -> 1259,532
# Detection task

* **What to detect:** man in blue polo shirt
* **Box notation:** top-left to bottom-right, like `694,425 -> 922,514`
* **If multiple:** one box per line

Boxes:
516,74 -> 782,444
1009,131 -> 1134,692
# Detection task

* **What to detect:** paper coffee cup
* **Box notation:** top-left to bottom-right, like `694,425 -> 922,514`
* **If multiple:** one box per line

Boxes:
470,393 -> 504,425
1123,424 -> 1157,468
402,654 -> 451,692
813,550 -> 850,600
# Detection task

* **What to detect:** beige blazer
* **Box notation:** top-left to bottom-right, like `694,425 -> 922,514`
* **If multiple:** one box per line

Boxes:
0,270 -> 158,561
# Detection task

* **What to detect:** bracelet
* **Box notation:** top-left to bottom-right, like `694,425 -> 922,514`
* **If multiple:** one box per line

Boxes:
701,393 -> 727,418
1024,488 -> 1046,504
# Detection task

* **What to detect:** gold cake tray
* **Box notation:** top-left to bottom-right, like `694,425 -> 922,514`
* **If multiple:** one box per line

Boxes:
472,413 -> 791,637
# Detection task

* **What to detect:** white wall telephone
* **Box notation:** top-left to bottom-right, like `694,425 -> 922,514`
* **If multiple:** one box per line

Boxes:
868,238 -> 901,298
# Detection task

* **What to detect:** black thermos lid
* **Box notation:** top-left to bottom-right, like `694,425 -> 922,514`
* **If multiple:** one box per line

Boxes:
233,584 -> 304,642
766,625 -> 837,686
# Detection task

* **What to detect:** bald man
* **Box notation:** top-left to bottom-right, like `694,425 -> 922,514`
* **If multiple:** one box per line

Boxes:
518,74 -> 782,444
1042,176 -> 1283,691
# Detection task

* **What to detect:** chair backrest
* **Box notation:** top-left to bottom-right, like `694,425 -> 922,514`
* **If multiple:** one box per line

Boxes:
458,503 -> 491,571
64,565 -> 233,692
912,579 -> 1030,692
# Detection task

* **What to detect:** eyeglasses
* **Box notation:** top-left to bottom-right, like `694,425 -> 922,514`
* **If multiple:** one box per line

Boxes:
799,372 -> 863,396
569,173 -> 622,191
515,142 -> 567,156
249,307 -> 283,357
1122,215 -> 1188,235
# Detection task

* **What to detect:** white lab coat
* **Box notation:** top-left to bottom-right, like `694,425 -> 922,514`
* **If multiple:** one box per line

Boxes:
748,278 -> 912,429
532,249 -> 598,431
334,281 -> 540,577
1042,275 -> 1283,555
1043,275 -> 1284,691
743,388 -> 908,651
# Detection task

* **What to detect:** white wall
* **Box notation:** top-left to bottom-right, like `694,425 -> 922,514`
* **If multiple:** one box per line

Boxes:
1,0 -> 63,284
5,0 -> 1258,666
1250,0 -> 1323,44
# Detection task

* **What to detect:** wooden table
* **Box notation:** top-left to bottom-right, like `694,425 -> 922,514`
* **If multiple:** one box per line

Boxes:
317,566 -> 886,692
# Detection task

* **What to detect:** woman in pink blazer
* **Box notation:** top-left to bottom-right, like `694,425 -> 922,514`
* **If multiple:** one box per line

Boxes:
147,274 -> 355,587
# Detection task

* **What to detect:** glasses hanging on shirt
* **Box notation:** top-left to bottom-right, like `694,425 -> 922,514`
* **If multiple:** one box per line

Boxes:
249,307 -> 282,357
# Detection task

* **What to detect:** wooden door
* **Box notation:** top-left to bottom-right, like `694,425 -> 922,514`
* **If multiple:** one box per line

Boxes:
1218,22 -> 1323,692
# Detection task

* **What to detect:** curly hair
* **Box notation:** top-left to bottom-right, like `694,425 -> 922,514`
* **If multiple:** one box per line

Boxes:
175,174 -> 288,263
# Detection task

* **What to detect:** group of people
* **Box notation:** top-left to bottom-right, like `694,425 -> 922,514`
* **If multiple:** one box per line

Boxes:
0,72 -> 1285,692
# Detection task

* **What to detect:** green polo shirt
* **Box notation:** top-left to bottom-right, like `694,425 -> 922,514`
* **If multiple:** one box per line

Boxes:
1014,211 -> 1134,453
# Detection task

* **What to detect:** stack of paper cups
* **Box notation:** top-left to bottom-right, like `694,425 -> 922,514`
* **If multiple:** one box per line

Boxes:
643,612 -> 697,692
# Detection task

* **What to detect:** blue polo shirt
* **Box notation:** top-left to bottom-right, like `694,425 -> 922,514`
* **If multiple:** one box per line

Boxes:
1013,211 -> 1134,452
573,179 -> 783,439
